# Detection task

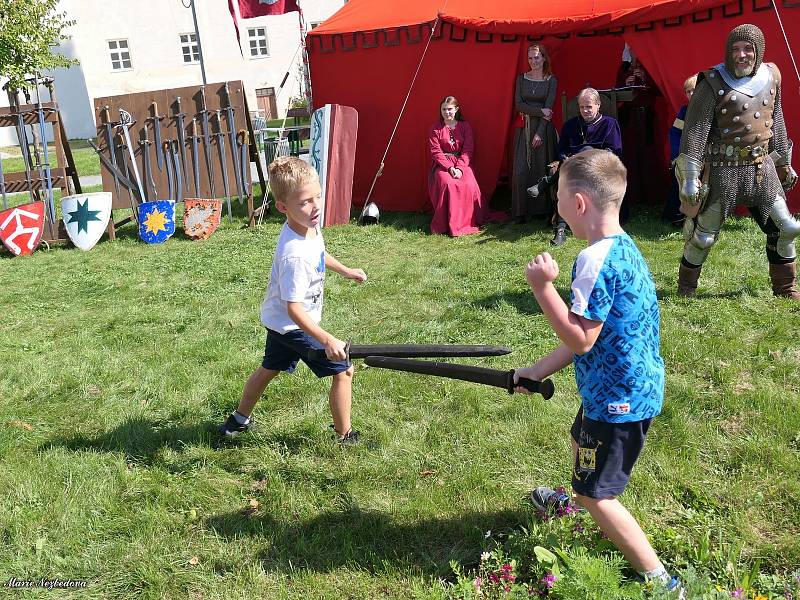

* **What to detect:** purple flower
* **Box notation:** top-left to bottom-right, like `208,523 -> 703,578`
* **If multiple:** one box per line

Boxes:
541,572 -> 557,589
502,563 -> 513,572
474,577 -> 482,590
731,589 -> 744,598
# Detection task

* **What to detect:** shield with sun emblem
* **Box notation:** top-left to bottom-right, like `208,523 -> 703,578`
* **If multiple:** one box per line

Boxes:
138,200 -> 175,244
183,198 -> 222,240
61,192 -> 112,251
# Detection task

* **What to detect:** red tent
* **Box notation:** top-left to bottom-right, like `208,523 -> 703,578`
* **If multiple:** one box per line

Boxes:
307,0 -> 800,212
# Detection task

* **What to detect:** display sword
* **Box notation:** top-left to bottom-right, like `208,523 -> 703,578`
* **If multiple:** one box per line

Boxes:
363,356 -> 555,399
86,138 -> 141,196
174,96 -> 188,185
0,147 -> 7,209
190,117 -> 201,197
198,86 -> 216,198
102,105 -> 122,205
223,82 -> 245,204
214,110 -> 233,222
139,126 -> 156,200
148,101 -> 164,172
308,341 -> 512,362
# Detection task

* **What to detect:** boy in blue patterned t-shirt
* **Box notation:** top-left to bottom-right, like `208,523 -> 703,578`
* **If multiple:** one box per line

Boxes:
513,150 -> 675,589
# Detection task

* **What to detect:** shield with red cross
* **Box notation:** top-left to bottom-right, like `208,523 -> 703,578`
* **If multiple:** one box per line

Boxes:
0,201 -> 45,256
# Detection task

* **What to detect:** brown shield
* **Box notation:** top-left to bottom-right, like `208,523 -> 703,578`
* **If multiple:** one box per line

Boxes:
183,199 -> 222,240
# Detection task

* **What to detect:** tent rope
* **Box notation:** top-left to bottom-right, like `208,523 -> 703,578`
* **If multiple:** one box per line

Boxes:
772,0 -> 800,94
359,1 -> 450,218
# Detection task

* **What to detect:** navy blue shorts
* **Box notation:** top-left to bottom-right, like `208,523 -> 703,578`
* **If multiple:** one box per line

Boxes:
570,406 -> 651,499
262,329 -> 350,378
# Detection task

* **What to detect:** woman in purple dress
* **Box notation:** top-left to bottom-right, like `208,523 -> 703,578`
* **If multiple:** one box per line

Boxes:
512,44 -> 558,224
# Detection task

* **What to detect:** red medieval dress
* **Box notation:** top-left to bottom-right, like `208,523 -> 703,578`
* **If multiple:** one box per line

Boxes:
427,120 -> 482,236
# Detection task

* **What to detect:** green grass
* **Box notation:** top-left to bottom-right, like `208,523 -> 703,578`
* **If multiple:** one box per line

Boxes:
0,207 -> 798,598
2,139 -> 100,178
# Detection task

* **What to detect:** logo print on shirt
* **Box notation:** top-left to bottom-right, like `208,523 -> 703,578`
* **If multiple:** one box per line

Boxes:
317,251 -> 325,273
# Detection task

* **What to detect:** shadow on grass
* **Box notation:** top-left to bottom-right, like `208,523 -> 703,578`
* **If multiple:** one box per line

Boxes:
470,289 -> 544,315
41,415 -> 215,464
207,507 -> 528,576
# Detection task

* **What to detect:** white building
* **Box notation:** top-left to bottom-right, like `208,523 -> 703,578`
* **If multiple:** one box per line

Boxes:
0,0 -> 344,146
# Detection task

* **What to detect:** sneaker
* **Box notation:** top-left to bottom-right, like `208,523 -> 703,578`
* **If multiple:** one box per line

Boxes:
550,227 -> 567,246
529,486 -> 569,512
333,428 -> 361,446
666,576 -> 685,599
218,413 -> 251,438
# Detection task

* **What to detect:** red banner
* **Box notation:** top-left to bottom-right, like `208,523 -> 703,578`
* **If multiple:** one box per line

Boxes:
238,0 -> 299,18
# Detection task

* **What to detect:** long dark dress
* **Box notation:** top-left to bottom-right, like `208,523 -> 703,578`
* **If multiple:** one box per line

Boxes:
512,74 -> 558,220
428,120 -> 482,237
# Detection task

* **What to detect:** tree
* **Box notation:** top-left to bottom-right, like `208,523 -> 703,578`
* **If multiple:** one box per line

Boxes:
0,0 -> 77,91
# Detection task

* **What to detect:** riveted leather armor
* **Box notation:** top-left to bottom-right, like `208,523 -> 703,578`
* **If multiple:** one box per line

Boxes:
703,64 -> 778,170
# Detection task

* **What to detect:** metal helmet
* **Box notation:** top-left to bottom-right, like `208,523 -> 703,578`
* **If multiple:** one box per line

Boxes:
359,201 -> 380,225
725,24 -> 765,77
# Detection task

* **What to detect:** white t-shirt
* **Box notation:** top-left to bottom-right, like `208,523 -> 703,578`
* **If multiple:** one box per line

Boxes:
260,222 -> 326,333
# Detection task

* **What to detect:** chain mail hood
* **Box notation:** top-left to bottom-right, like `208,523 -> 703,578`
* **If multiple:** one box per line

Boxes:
725,24 -> 765,77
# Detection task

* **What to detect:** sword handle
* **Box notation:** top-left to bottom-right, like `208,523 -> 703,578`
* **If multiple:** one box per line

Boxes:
507,371 -> 555,400
308,338 -> 352,363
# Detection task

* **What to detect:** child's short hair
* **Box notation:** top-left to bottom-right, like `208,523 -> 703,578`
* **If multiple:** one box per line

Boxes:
560,149 -> 627,212
268,156 -> 319,202
684,74 -> 698,92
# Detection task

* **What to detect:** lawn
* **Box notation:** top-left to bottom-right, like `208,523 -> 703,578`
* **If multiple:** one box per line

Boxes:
1,139 -> 101,179
0,206 -> 798,599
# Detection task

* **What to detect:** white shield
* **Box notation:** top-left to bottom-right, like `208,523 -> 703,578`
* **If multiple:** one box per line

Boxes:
61,192 -> 112,251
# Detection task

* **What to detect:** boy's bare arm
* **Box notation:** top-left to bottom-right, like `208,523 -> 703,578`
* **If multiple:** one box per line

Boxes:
525,252 -> 603,355
514,343 -> 573,389
287,301 -> 347,360
325,253 -> 367,282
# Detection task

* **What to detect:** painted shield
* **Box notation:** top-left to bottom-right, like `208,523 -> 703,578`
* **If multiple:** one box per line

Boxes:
61,192 -> 112,251
0,201 -> 45,256
138,200 -> 175,244
183,198 -> 222,240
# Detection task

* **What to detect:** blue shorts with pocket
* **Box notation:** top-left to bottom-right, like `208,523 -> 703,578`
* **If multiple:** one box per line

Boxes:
262,328 -> 350,378
570,406 -> 651,499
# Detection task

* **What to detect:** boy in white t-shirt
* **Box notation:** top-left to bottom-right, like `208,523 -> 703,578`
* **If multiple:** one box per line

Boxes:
218,157 -> 367,444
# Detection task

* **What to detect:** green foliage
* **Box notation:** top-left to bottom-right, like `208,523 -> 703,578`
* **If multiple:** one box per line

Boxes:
0,0 -> 77,89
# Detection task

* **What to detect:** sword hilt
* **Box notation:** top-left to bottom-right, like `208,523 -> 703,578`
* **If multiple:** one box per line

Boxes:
506,371 -> 555,400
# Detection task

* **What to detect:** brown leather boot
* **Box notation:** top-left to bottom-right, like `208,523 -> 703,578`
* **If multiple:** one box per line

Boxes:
677,263 -> 702,297
769,261 -> 800,299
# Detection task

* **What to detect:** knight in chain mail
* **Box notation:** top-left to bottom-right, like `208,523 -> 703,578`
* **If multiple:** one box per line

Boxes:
675,24 -> 799,298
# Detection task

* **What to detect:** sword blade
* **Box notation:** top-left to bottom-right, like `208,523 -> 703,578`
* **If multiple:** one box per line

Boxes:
352,344 -> 511,359
363,356 -> 554,399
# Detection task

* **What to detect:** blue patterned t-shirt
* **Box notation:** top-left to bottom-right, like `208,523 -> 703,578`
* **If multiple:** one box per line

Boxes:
570,233 -> 664,423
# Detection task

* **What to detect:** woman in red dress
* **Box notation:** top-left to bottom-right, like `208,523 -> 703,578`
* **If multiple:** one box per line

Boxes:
427,96 -> 482,236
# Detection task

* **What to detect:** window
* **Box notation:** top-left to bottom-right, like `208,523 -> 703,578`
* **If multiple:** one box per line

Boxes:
247,27 -> 269,58
180,33 -> 200,64
108,39 -> 132,70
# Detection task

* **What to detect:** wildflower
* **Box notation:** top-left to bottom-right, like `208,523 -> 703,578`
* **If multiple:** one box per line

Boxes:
481,551 -> 491,562
541,572 -> 557,589
502,564 -> 513,572
731,589 -> 744,598
474,577 -> 482,590
504,585 -> 511,593
489,572 -> 500,584
754,595 -> 767,600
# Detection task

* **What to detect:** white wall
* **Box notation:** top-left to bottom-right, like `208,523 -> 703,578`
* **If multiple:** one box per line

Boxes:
0,0 -> 344,146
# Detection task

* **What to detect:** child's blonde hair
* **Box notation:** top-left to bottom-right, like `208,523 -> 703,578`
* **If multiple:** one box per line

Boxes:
268,156 -> 319,203
684,74 -> 698,93
560,149 -> 627,212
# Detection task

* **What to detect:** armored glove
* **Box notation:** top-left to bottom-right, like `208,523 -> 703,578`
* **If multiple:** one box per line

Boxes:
772,141 -> 797,192
777,165 -> 797,192
674,154 -> 708,218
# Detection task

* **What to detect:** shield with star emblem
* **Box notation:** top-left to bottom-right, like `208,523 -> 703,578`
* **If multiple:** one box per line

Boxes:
183,198 -> 222,240
61,192 -> 112,251
0,201 -> 45,256
138,200 -> 175,244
